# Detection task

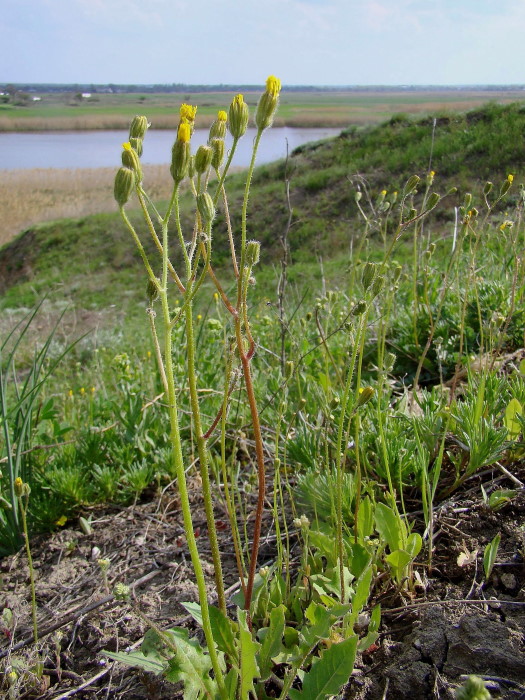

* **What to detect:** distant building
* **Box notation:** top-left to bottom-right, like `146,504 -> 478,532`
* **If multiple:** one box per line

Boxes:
32,96 -> 41,101
82,93 -> 92,98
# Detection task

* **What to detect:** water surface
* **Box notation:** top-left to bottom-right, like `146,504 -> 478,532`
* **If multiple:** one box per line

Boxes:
0,127 -> 341,171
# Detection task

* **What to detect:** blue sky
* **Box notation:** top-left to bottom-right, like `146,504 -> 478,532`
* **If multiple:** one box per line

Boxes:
2,0 -> 524,86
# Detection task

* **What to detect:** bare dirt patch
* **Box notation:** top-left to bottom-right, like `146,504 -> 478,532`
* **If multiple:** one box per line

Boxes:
1,467 -> 524,699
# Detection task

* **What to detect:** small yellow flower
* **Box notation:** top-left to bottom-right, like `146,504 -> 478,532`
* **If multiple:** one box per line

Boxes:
147,350 -> 152,358
197,314 -> 202,321
233,94 -> 244,106
55,515 -> 67,527
430,170 -> 435,177
122,141 -> 133,152
68,389 -> 73,398
80,387 -> 85,395
381,189 -> 387,196
508,173 -> 514,183
177,122 -> 191,143
213,292 -> 219,301
91,386 -> 96,393
266,75 -> 282,97
180,103 -> 197,121
217,110 -> 227,121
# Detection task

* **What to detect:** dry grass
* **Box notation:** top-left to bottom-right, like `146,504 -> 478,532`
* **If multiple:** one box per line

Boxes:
0,165 -> 175,246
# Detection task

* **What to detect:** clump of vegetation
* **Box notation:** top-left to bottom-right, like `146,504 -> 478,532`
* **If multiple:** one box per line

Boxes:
1,90 -> 524,698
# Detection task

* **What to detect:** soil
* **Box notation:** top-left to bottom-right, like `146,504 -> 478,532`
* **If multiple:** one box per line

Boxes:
1,465 -> 524,699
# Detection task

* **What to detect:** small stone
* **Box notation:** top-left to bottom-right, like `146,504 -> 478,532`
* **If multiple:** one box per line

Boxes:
91,546 -> 101,561
500,573 -> 517,590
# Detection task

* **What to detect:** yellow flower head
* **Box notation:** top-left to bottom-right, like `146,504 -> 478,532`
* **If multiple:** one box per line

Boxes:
381,189 -> 387,196
266,75 -> 282,97
217,110 -> 227,122
177,122 -> 191,143
180,103 -> 197,121
122,141 -> 133,152
233,94 -> 245,107
508,173 -> 514,183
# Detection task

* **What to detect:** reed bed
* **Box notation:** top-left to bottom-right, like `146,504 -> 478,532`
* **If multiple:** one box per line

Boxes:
0,165 -> 174,246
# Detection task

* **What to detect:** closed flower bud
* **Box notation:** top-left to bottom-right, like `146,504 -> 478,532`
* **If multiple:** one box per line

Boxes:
246,240 -> 260,266
146,279 -> 159,304
426,192 -> 440,209
355,191 -> 362,202
357,386 -> 374,407
361,262 -> 376,290
256,75 -> 282,131
14,477 -> 24,498
228,94 -> 249,139
352,300 -> 367,316
463,192 -> 472,209
404,174 -> 420,194
210,138 -> 225,169
171,125 -> 191,183
483,181 -> 493,195
197,192 -> 215,225
393,265 -> 403,282
285,361 -> 294,380
129,115 -> 149,140
188,155 -> 196,179
121,142 -> 142,182
371,276 -> 384,298
128,137 -> 143,157
209,111 -> 227,141
195,145 -> 212,174
114,167 -> 135,207
385,352 -> 396,371
500,176 -> 513,197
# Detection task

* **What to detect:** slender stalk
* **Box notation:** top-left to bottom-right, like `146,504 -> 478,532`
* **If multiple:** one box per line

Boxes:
18,493 -> 38,644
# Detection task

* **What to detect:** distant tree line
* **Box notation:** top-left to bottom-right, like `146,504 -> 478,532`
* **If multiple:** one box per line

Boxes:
2,83 -> 525,95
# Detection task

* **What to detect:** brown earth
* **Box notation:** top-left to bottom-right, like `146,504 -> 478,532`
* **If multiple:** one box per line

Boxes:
0,465 -> 524,699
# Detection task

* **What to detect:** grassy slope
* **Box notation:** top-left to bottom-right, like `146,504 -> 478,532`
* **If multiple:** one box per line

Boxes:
1,102 -> 525,312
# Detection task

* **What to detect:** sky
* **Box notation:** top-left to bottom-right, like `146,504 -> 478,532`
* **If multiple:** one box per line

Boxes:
2,0 -> 524,86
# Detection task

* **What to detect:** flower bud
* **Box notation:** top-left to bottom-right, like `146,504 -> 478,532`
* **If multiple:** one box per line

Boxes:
371,276 -> 384,298
357,386 -> 374,407
195,145 -> 213,175
285,360 -> 294,380
121,142 -> 142,182
128,137 -> 143,157
500,175 -> 513,197
355,191 -> 362,202
463,192 -> 472,209
426,192 -> 440,210
256,75 -> 282,131
246,240 -> 260,266
171,123 -> 191,183
483,181 -> 493,196
180,104 -> 197,131
197,192 -> 215,225
114,167 -> 135,207
228,94 -> 249,139
129,115 -> 149,140
404,175 -> 420,195
146,278 -> 159,304
210,138 -> 225,169
209,111 -> 227,141
14,477 -> 24,498
361,262 -> 376,290
352,300 -> 367,316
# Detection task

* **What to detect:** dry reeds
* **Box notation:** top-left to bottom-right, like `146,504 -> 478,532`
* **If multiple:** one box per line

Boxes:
0,165 -> 174,246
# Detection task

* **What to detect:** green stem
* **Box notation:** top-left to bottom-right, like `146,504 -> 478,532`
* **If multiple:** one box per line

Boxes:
19,496 -> 38,644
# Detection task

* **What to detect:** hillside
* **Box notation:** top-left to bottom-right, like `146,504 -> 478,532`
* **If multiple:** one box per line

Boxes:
1,101 -> 525,311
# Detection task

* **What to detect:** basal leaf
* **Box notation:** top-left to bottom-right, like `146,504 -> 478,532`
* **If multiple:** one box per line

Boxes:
289,636 -> 358,700
257,604 -> 285,681
238,608 -> 260,698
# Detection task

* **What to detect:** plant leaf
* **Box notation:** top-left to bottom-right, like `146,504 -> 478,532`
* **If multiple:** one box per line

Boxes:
237,608 -> 260,698
103,649 -> 165,675
375,502 -> 404,551
289,636 -> 358,700
483,533 -> 501,580
505,398 -> 522,439
257,604 -> 286,681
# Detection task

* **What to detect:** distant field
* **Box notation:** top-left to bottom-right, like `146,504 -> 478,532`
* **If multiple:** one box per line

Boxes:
1,89 -> 524,130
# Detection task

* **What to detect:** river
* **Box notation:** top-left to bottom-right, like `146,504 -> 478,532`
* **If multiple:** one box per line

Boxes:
0,127 -> 341,171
